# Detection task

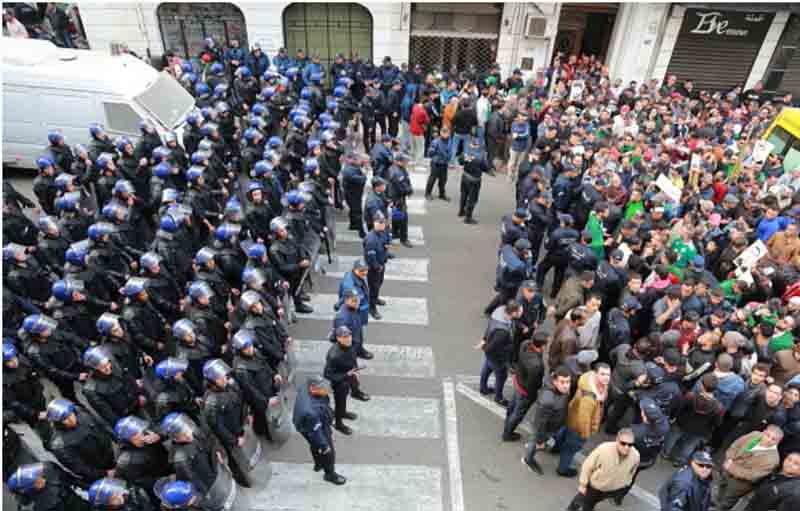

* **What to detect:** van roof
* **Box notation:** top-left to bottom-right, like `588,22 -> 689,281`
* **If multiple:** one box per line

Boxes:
1,38 -> 158,97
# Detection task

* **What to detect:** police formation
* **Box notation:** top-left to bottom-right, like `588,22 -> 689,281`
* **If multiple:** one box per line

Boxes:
2,44 -> 415,511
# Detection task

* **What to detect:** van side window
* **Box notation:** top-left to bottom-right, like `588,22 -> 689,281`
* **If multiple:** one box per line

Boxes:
103,102 -> 141,135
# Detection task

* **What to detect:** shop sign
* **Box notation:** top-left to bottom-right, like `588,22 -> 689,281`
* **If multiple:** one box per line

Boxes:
681,9 -> 774,43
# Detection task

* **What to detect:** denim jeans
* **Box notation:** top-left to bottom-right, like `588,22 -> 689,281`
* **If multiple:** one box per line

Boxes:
525,426 -> 584,474
450,133 -> 470,164
663,426 -> 706,464
503,387 -> 535,438
399,121 -> 411,152
479,357 -> 508,402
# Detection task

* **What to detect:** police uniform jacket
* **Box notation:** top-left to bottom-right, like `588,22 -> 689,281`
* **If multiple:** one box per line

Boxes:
49,409 -> 115,482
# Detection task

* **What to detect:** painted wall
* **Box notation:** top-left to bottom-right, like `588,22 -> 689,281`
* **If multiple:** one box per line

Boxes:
745,11 -> 791,89
605,3 -> 670,85
495,2 -> 560,80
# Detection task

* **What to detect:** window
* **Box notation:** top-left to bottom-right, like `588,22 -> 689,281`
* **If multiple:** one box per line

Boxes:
103,102 -> 142,135
135,72 -> 195,129
763,14 -> 800,96
766,126 -> 794,155
784,139 -> 800,172
157,3 -> 248,59
283,3 -> 373,71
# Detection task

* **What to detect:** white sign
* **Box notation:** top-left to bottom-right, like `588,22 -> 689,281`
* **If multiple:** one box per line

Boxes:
734,239 -> 768,271
751,140 -> 774,163
690,153 -> 703,168
656,174 -> 683,203
570,80 -> 585,102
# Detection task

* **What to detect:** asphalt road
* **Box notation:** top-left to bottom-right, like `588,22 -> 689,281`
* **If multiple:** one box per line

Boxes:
4,164 -> 675,511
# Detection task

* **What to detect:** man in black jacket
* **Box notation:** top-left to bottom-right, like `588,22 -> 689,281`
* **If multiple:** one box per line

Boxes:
503,330 -> 547,441
231,329 -> 282,438
522,366 -> 572,475
479,302 -> 523,406
81,346 -> 145,430
324,325 -> 370,436
7,462 -> 90,511
747,452 -> 800,511
113,416 -> 171,502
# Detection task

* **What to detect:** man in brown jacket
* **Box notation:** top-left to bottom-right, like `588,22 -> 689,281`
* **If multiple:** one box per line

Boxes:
549,308 -> 586,370
555,271 -> 595,319
718,425 -> 784,511
567,428 -> 640,511
560,363 -> 611,477
772,342 -> 800,387
767,223 -> 800,266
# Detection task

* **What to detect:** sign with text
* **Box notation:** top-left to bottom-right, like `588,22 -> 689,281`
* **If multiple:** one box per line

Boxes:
680,9 -> 774,43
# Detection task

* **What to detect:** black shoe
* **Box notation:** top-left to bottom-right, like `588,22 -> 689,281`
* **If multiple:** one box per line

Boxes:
343,411 -> 358,420
375,298 -> 387,306
464,217 -> 478,225
313,463 -> 322,472
502,432 -> 522,442
556,468 -> 578,478
369,307 -> 383,320
352,392 -> 371,402
495,398 -> 510,408
294,302 -> 314,314
357,349 -> 374,360
401,240 -> 413,248
439,195 -> 451,202
521,457 -> 544,476
479,386 -> 495,396
324,472 -> 347,485
612,496 -> 624,507
348,225 -> 360,231
334,422 -> 353,435
358,231 -> 366,239
299,292 -> 311,302
457,209 -> 465,217
425,194 -> 433,201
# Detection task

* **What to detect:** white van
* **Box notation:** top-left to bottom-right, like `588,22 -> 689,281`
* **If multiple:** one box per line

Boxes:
2,38 -> 195,169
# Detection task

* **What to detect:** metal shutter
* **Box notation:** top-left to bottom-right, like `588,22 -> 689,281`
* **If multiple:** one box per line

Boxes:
667,36 -> 763,92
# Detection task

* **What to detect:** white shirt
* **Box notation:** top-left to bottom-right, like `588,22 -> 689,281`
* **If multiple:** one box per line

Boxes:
5,18 -> 29,38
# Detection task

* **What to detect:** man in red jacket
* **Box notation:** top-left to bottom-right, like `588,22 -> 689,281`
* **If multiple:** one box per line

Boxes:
410,94 -> 430,164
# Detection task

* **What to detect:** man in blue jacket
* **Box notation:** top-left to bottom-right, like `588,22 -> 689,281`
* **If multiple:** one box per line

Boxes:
370,134 -> 394,180
273,47 -> 291,74
364,212 -> 393,321
485,239 -> 533,315
341,152 -> 367,237
302,54 -> 325,86
336,259 -> 370,327
293,376 -> 346,485
245,42 -> 269,78
333,287 -> 372,360
425,127 -> 451,201
658,451 -> 713,511
223,39 -> 246,75
378,56 -> 400,92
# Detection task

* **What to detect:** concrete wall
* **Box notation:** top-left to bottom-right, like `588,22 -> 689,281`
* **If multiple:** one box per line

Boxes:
745,11 -> 791,89
605,3 -> 670,85
495,2 -> 560,80
650,4 -> 684,83
78,2 -> 409,63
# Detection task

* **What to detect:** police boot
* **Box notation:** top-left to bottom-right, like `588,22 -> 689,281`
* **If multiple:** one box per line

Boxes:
294,300 -> 314,314
342,411 -> 358,420
375,298 -> 387,306
438,194 -> 451,202
324,472 -> 347,485
457,208 -> 465,217
464,210 -> 478,224
334,421 -> 353,435
369,305 -> 382,320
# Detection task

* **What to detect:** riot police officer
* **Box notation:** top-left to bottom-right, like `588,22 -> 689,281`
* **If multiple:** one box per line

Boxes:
341,152 -> 368,237
160,413 -> 225,498
120,277 -> 169,363
46,399 -> 116,483
23,315 -> 87,401
153,358 -> 204,422
81,346 -> 145,430
3,341 -> 48,436
113,416 -> 171,499
7,462 -> 90,511
231,329 -> 282,438
88,477 -> 157,511
268,217 -> 313,314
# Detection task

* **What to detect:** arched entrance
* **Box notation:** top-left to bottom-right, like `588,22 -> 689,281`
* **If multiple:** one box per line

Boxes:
157,2 -> 248,58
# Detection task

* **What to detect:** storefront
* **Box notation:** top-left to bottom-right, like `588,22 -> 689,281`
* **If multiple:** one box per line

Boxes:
666,8 -> 775,92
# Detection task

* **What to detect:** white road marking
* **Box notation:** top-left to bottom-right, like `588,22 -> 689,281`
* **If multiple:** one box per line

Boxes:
410,173 -> 427,191
305,294 -> 429,325
443,379 -> 465,511
454,377 -> 659,509
335,222 -> 425,245
345,395 -> 442,439
294,339 -> 436,378
407,197 -> 427,215
236,462 -> 443,511
323,255 -> 430,282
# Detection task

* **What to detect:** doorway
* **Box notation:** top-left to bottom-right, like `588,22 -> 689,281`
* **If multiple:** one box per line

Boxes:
554,3 -> 618,62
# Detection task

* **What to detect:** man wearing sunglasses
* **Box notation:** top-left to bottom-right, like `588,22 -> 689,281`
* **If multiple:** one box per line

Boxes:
567,428 -> 640,511
658,451 -> 713,511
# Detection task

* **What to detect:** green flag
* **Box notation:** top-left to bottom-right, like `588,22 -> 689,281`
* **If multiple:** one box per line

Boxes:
586,212 -> 606,259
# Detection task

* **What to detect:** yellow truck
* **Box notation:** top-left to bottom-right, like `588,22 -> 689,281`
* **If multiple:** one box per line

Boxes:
764,107 -> 800,171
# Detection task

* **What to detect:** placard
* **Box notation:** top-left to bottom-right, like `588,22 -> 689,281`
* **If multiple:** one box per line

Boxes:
656,174 -> 682,203
733,239 -> 768,271
751,139 -> 774,163
570,80 -> 585,102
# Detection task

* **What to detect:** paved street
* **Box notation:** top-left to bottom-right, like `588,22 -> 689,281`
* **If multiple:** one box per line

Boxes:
5,165 -> 674,511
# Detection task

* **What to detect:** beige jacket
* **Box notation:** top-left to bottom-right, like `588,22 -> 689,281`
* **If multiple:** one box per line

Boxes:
725,431 -> 780,482
579,441 -> 640,492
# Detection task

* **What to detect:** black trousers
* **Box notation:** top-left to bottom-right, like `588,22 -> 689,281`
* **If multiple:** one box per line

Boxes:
536,255 -> 567,298
388,114 -> 400,137
486,137 -> 500,169
529,229 -> 546,263
425,164 -> 448,197
361,120 -> 376,152
302,431 -> 336,476
604,390 -> 635,434
345,190 -> 364,232
375,115 -> 387,138
332,375 -> 362,422
367,266 -> 385,304
568,485 -> 628,511
391,201 -> 409,242
459,178 -> 481,217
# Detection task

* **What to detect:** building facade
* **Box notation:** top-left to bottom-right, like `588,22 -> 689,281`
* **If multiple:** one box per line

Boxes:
77,2 -> 800,96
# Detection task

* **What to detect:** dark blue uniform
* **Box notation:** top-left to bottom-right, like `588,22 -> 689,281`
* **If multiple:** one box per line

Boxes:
293,380 -> 337,476
500,214 -> 526,249
333,305 -> 365,355
336,271 -> 370,325
658,466 -> 712,511
363,189 -> 389,232
426,137 -> 450,199
364,229 -> 390,308
536,226 -> 579,297
387,164 -> 413,243
369,144 -> 393,179
341,163 -> 367,235
485,245 -> 533,314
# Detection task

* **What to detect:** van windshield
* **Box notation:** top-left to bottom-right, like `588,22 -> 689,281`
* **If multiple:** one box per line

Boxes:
135,72 -> 194,129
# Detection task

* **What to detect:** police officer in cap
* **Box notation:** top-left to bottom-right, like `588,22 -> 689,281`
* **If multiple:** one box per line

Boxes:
325,325 -> 371,436
7,462 -> 90,511
293,376 -> 346,485
46,398 -> 116,483
364,177 -> 389,233
88,477 -> 157,511
113,416 -> 171,501
527,190 -> 555,262
485,239 -> 533,316
458,136 -> 490,224
499,208 -> 528,248
386,153 -> 414,247
334,287 -> 373,360
658,450 -> 713,511
363,211 -> 393,319
537,213 -> 580,298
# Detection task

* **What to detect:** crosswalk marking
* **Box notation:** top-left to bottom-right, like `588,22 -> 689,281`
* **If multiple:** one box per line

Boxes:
237,463 -> 443,511
345,395 -> 441,439
407,197 -> 427,215
305,294 -> 429,325
323,255 -> 429,282
410,173 -> 427,192
335,222 -> 425,246
294,339 -> 436,379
